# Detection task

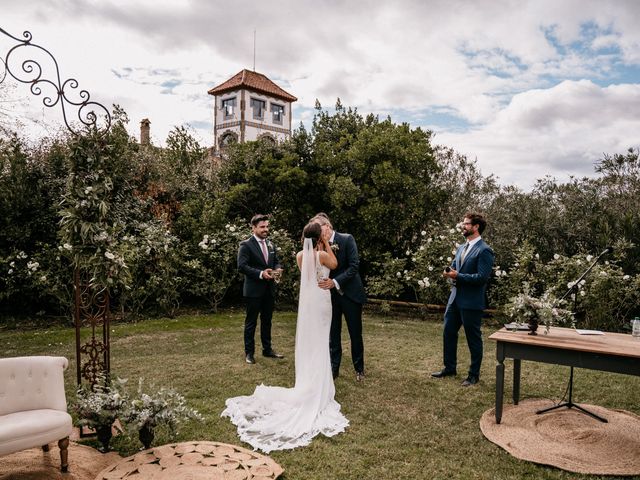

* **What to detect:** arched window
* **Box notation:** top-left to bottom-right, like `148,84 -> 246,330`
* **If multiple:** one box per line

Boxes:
219,131 -> 238,148
258,133 -> 276,145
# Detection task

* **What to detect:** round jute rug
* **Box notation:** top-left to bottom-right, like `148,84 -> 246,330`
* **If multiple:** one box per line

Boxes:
95,441 -> 284,480
0,442 -> 121,480
480,398 -> 640,476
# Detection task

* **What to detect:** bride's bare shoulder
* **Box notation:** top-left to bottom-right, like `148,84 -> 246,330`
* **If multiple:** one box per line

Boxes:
296,250 -> 303,269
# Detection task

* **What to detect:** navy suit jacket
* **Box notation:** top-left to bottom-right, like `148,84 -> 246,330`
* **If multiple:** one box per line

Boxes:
447,238 -> 494,310
237,237 -> 282,298
330,232 -> 367,304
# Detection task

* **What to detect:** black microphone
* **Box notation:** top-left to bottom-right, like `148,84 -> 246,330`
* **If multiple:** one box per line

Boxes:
601,246 -> 614,255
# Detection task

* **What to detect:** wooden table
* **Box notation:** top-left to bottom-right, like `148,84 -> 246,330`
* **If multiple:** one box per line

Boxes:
489,326 -> 640,424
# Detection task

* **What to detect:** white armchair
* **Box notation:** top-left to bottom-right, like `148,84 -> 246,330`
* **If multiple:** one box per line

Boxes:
0,356 -> 73,472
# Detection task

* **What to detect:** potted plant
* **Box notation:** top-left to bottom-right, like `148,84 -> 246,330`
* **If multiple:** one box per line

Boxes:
71,375 -> 127,452
122,379 -> 203,450
504,291 -> 573,334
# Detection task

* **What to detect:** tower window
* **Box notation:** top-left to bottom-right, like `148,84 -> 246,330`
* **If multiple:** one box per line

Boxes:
271,103 -> 284,124
221,97 -> 236,118
250,98 -> 266,120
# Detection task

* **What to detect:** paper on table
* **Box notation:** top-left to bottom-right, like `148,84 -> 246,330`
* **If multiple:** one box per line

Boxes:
576,329 -> 604,335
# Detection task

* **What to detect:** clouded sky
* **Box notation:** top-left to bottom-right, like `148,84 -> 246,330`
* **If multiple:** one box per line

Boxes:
2,0 -> 639,188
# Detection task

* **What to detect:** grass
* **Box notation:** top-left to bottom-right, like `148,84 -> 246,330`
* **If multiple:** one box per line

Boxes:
2,309 -> 639,480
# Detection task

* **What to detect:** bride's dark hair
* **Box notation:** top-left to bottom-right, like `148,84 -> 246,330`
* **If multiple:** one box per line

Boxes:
302,222 -> 322,248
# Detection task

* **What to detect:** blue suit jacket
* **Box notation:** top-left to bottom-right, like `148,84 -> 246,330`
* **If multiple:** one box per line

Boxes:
330,232 -> 367,304
447,238 -> 494,310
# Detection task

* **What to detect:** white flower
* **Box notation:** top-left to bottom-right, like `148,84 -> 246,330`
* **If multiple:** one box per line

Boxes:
421,230 -> 426,236
553,254 -> 560,260
7,269 -> 13,274
586,255 -> 593,262
396,272 -> 401,278
439,235 -> 445,240
567,281 -> 575,288
427,238 -> 433,243
514,262 -> 520,267
104,251 -> 115,260
449,228 -> 455,233
428,266 -> 433,271
419,246 -> 424,251
405,250 -> 411,256
411,257 -> 416,262
495,270 -> 502,277
579,279 -> 586,286
403,269 -> 407,274
63,243 -> 73,251
27,261 -> 39,271
580,290 -> 586,296
623,275 -> 630,280
229,226 -> 236,232
203,234 -> 209,240
535,253 -> 540,259
451,250 -> 456,255
9,261 -> 14,267
84,186 -> 93,194
418,279 -> 425,288
605,260 -> 609,265
447,257 -> 452,262
40,275 -> 47,282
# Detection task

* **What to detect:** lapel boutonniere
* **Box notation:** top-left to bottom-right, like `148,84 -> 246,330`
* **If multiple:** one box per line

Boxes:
330,242 -> 339,253
267,240 -> 274,253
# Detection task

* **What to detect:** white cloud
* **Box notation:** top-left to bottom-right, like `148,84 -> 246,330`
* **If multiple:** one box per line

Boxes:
437,80 -> 640,187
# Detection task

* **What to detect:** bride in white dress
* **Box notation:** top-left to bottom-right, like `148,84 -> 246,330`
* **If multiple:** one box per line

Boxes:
222,222 -> 349,453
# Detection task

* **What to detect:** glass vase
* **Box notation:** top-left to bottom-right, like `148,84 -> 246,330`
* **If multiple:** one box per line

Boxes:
138,424 -> 155,450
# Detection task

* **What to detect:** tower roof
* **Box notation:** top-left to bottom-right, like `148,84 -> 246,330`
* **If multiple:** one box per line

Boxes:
208,69 -> 297,102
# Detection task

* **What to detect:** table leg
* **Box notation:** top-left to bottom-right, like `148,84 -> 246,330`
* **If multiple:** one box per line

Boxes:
496,342 -> 505,424
513,358 -> 521,405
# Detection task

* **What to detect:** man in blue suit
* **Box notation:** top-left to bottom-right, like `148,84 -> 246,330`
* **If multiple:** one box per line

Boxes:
432,212 -> 494,386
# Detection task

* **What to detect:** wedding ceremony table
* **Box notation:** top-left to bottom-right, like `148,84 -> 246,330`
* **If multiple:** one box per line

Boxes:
489,326 -> 640,424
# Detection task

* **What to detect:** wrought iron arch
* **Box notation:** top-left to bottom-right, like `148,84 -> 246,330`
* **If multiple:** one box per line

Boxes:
0,27 -> 111,136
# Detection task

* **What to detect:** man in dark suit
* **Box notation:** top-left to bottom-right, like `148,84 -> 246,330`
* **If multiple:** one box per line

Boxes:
313,213 -> 367,381
237,214 -> 284,365
432,212 -> 494,387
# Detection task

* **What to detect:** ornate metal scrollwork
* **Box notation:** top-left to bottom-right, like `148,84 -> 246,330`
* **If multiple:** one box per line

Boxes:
0,26 -> 111,136
74,269 -> 111,388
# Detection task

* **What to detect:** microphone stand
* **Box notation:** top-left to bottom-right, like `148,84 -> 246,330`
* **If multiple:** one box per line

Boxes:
536,248 -> 611,423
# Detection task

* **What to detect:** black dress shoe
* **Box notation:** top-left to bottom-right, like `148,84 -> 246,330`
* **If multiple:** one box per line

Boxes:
356,371 -> 365,382
263,350 -> 284,359
461,376 -> 479,387
431,369 -> 457,378
245,354 -> 255,364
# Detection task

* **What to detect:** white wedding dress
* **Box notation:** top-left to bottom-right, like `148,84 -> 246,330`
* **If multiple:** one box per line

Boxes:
222,238 -> 349,453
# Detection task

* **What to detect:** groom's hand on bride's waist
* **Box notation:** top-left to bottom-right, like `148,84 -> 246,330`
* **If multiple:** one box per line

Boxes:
318,278 -> 335,290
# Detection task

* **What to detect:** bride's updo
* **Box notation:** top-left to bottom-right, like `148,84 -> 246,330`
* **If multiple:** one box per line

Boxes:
302,222 -> 322,247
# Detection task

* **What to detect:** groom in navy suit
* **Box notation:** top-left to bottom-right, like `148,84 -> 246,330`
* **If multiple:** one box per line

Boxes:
432,212 -> 494,387
313,213 -> 367,381
237,214 -> 284,365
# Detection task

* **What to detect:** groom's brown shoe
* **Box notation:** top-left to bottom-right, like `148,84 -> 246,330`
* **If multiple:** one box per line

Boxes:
263,350 -> 284,359
356,371 -> 365,382
431,369 -> 456,378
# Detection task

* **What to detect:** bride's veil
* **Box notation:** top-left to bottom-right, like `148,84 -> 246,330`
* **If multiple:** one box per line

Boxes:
295,237 -> 322,388
300,237 -> 316,291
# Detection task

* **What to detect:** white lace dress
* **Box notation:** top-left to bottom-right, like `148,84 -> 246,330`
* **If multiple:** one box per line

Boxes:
222,241 -> 349,453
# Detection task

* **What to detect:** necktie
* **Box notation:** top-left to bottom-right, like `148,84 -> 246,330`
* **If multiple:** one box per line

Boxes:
460,243 -> 470,265
260,240 -> 269,263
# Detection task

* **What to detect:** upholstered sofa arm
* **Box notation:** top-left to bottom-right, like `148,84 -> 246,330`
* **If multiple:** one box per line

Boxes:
0,356 -> 69,416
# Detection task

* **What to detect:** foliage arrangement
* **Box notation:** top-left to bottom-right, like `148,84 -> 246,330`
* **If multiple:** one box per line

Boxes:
121,378 -> 203,435
503,290 -> 574,333
71,375 -> 128,429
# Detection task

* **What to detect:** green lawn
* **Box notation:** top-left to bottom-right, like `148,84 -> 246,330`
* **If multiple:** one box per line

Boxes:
2,309 -> 639,480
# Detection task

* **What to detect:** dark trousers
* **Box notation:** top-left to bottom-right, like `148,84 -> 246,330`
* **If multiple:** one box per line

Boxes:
329,293 -> 364,375
244,294 -> 274,355
443,302 -> 483,379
